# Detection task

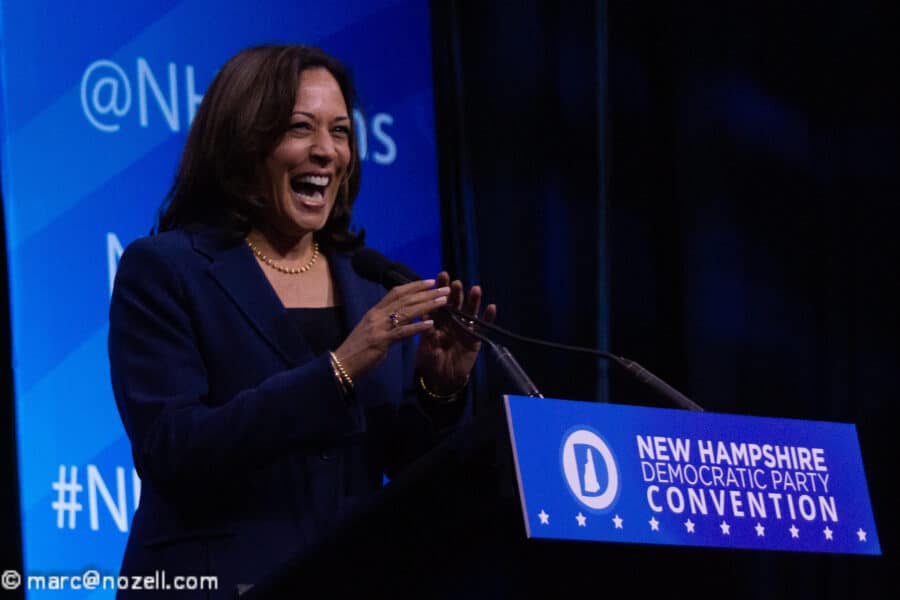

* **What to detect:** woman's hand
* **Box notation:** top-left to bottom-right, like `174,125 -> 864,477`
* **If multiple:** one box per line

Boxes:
415,272 -> 497,395
333,279 -> 449,380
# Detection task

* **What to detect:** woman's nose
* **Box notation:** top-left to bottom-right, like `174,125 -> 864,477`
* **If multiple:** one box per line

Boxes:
310,129 -> 337,162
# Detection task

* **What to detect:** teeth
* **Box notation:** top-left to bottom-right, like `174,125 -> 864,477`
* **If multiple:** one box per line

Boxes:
294,189 -> 324,202
296,174 -> 330,186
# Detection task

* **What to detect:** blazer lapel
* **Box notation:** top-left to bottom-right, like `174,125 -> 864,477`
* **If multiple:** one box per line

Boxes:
327,249 -> 372,332
193,230 -> 313,366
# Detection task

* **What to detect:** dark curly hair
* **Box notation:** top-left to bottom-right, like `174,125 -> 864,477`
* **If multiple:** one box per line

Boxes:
155,45 -> 364,250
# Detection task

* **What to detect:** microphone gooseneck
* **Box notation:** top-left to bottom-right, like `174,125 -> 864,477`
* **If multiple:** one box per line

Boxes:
447,313 -> 543,398
351,248 -> 703,411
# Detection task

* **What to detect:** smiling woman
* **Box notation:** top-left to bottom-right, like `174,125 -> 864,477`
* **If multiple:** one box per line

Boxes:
154,46 -> 362,248
259,68 -> 352,251
251,67 -> 354,309
107,45 -> 496,599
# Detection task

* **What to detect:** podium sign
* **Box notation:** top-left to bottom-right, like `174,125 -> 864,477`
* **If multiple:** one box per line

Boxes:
504,395 -> 880,555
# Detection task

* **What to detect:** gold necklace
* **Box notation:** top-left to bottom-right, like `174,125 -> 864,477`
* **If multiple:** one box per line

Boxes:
246,238 -> 319,274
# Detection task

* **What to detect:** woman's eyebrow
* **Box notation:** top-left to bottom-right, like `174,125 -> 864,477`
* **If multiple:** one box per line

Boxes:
292,111 -> 350,122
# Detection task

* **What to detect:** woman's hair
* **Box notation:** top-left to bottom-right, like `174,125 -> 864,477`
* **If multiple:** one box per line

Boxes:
155,45 -> 364,249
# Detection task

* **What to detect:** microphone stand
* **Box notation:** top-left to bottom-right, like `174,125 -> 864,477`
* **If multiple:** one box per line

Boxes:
356,252 -> 700,410
447,314 -> 543,398
443,306 -> 702,412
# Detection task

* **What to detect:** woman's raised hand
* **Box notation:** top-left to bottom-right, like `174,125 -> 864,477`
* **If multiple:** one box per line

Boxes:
333,279 -> 449,379
415,272 -> 497,395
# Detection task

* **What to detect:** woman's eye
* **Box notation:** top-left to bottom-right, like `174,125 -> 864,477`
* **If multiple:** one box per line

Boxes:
332,125 -> 350,136
290,121 -> 312,131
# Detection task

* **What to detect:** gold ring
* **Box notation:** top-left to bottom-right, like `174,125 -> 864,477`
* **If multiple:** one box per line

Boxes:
389,312 -> 401,328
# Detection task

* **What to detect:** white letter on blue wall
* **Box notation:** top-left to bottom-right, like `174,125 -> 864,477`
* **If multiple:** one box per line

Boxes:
138,58 -> 180,131
353,110 -> 368,160
185,64 -> 203,125
107,232 -> 124,298
87,465 -> 128,532
372,113 -> 396,165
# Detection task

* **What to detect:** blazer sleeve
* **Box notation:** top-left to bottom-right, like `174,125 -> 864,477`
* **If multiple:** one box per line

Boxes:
375,318 -> 472,479
108,238 -> 359,491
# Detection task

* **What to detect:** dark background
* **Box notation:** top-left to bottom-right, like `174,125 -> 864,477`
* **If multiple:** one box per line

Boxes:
3,1 -> 897,597
432,0 -> 897,598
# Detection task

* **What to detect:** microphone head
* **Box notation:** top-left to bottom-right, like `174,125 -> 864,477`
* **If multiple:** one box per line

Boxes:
387,260 -> 422,286
352,247 -> 421,289
352,247 -> 392,284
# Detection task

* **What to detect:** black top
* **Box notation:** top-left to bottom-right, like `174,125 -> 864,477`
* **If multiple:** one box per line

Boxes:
286,306 -> 346,356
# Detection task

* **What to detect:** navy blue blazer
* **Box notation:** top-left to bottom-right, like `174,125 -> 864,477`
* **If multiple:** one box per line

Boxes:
108,227 -> 464,598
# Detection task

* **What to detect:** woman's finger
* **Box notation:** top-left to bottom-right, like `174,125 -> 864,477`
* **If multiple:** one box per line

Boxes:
392,293 -> 451,326
449,279 -> 465,310
464,285 -> 482,317
389,318 -> 434,341
398,285 -> 450,309
384,287 -> 448,327
481,303 -> 498,324
381,278 -> 437,306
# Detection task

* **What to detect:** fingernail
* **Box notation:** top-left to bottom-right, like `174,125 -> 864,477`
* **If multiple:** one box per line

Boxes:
436,286 -> 450,294
424,319 -> 434,326
424,279 -> 436,286
433,296 -> 448,305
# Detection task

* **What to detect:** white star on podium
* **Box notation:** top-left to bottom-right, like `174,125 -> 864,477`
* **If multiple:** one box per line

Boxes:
684,518 -> 696,533
649,517 -> 660,531
576,512 -> 587,527
720,521 -> 731,535
538,510 -> 549,525
755,522 -> 765,537
856,528 -> 867,542
612,514 -> 623,529
789,524 -> 800,539
823,526 -> 834,540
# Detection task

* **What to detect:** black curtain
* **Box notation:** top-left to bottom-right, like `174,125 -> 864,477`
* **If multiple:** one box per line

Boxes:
431,0 -> 607,412
433,0 -> 896,597
607,2 -> 896,597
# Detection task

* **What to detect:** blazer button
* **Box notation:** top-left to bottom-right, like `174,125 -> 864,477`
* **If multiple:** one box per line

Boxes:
319,450 -> 333,461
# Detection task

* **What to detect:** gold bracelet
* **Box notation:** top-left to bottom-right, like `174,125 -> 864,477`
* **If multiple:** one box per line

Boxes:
327,356 -> 349,396
418,375 -> 468,402
328,351 -> 354,392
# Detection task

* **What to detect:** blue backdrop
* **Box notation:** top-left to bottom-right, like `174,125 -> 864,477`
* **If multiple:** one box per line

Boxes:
0,1 -> 441,597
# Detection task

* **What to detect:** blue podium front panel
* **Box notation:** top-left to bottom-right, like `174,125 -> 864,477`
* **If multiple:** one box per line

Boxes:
504,395 -> 880,555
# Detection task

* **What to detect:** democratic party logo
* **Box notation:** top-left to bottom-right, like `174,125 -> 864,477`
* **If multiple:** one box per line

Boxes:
560,427 -> 620,512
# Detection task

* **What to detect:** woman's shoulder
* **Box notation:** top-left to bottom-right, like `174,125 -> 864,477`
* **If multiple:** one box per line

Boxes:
117,230 -> 189,273
113,232 -> 188,291
113,228 -> 240,301
123,226 -> 235,261
118,227 -> 236,280
124,228 -> 189,252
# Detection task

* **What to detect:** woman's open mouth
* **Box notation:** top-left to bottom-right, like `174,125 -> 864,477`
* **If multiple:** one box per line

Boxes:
290,174 -> 331,206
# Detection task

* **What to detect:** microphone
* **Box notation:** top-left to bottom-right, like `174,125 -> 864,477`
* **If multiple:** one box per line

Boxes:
352,247 -> 480,326
352,248 -> 543,397
353,247 -> 422,290
448,311 -> 543,398
353,248 -> 543,397
352,247 -> 486,326
351,248 -> 703,411
487,344 -> 544,399
351,248 -> 496,341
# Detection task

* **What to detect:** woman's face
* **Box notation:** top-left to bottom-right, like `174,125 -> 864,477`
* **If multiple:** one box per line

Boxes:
263,67 -> 352,239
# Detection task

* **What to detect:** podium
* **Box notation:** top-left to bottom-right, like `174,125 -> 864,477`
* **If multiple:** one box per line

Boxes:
239,404 -> 526,598
239,396 -> 881,599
